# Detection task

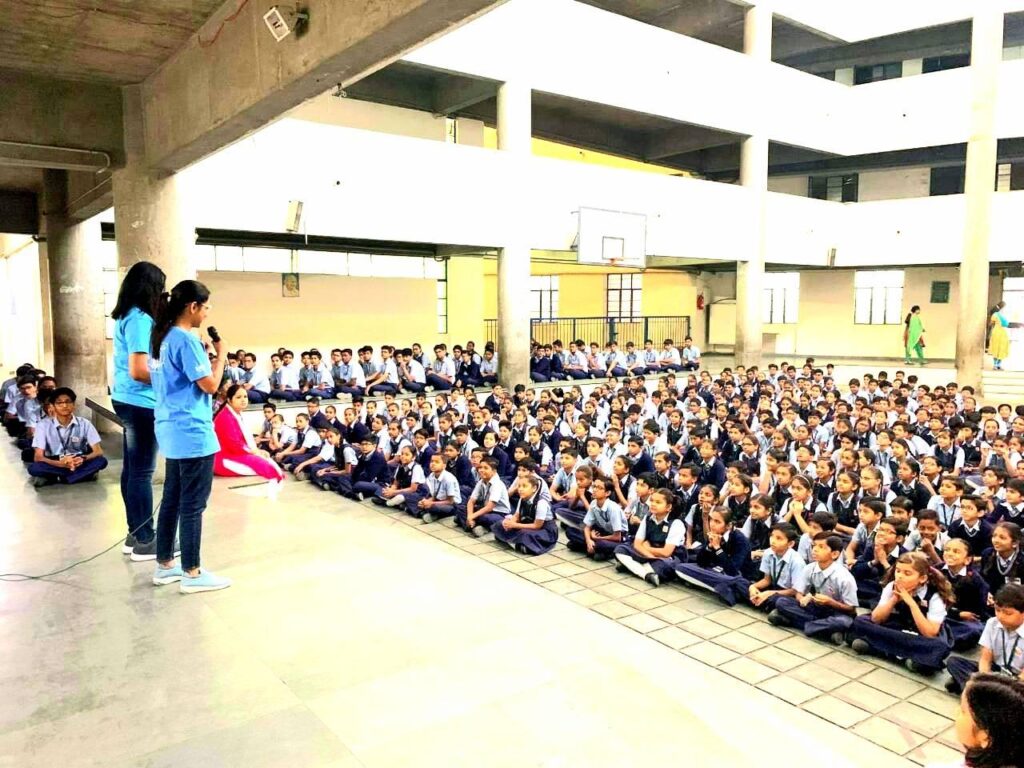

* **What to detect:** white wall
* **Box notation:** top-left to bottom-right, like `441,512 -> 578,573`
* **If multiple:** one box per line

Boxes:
0,236 -> 46,375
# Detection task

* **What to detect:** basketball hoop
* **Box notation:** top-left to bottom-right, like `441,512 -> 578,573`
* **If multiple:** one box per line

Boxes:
605,256 -> 623,269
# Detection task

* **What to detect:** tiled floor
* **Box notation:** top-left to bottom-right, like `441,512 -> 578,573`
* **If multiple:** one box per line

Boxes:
371,499 -> 972,766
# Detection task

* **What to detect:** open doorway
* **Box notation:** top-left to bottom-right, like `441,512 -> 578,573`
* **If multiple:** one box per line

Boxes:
999,277 -> 1024,371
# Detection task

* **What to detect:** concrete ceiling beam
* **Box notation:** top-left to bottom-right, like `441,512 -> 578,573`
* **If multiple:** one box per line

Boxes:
643,125 -> 743,161
432,78 -> 496,116
0,141 -> 110,173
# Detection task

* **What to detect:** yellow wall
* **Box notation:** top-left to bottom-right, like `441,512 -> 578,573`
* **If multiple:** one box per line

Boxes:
446,256 -> 485,344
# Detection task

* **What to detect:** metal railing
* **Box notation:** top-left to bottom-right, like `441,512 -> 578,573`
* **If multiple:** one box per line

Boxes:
483,315 -> 690,347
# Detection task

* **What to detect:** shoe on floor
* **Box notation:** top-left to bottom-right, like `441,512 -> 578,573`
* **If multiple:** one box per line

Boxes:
179,569 -> 232,594
767,609 -> 789,627
153,564 -> 185,585
850,638 -> 871,655
471,524 -> 488,538
30,476 -> 55,488
944,677 -> 960,694
421,512 -> 435,524
121,534 -> 137,555
132,537 -> 181,562
830,631 -> 847,646
644,572 -> 661,588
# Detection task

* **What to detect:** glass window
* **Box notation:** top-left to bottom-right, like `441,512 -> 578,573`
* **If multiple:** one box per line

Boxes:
606,273 -> 641,320
930,166 -> 965,196
808,174 -> 858,202
530,276 -> 559,320
854,270 -> 904,325
854,61 -> 902,84
922,53 -> 970,73
762,272 -> 799,324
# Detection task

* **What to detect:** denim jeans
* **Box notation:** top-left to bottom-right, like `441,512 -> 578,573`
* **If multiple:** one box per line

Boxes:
112,400 -> 158,544
156,454 -> 215,572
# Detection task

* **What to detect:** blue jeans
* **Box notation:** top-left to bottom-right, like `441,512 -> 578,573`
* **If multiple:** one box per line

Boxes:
157,454 -> 214,571
112,400 -> 158,544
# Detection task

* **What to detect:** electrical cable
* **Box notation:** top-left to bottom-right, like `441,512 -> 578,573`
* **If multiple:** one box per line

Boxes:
198,0 -> 252,48
0,505 -> 159,582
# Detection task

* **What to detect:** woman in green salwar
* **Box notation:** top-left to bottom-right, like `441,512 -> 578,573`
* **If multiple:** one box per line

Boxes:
903,305 -> 925,365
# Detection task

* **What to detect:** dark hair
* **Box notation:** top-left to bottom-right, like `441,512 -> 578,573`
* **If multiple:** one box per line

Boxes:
994,583 -> 1024,611
225,383 -> 246,402
151,280 -> 210,359
111,261 -> 167,321
771,523 -> 799,544
963,674 -> 1024,768
51,386 -> 77,403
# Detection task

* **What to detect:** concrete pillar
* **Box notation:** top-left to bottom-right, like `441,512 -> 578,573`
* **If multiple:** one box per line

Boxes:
111,86 -> 193,285
735,3 -> 772,368
496,80 -> 532,387
956,11 -> 1004,391
43,170 -> 107,399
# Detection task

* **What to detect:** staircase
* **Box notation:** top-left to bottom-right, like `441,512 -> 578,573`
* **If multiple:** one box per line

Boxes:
981,370 -> 1024,403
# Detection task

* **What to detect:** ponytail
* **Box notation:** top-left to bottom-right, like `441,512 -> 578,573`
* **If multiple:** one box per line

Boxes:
151,280 -> 210,359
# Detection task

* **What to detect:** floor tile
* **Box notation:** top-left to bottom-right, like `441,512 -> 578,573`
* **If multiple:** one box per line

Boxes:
802,695 -> 871,728
570,571 -> 613,589
652,588 -> 689,604
815,651 -> 878,680
499,559 -> 535,574
681,641 -> 740,667
833,681 -> 900,714
675,596 -> 723,616
593,581 -> 637,600
905,740 -> 965,766
852,716 -> 928,755
618,613 -> 669,635
936,726 -> 963,751
859,667 -> 926,699
530,554 -> 562,568
621,592 -> 665,612
714,630 -> 766,655
548,561 -> 589,578
680,617 -> 730,640
756,675 -> 821,706
592,600 -> 636,620
749,646 -> 805,672
787,663 -> 849,692
565,589 -> 604,607
648,604 -> 697,625
648,626 -> 702,650
707,608 -> 757,629
738,623 -> 791,644
464,542 -> 496,555
880,702 -> 952,739
719,657 -> 777,685
907,688 -> 959,720
519,568 -> 561,584
479,550 -> 517,564
543,578 -> 583,596
775,635 -> 833,660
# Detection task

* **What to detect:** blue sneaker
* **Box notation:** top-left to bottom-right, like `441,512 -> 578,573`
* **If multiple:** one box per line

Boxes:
179,569 -> 232,594
153,564 -> 184,585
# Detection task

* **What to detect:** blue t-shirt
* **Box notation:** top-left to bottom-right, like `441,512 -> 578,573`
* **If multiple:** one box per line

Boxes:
151,326 -> 219,459
112,308 -> 156,408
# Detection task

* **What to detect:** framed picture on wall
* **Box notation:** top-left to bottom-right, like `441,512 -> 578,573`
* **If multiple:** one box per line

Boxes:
282,272 -> 300,298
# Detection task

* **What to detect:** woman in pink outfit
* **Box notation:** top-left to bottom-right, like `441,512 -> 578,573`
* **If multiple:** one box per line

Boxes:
213,384 -> 285,485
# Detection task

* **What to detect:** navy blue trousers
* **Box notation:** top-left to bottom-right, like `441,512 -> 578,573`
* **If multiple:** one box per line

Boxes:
27,456 -> 108,484
564,525 -> 622,557
613,542 -> 680,582
848,614 -> 953,671
774,597 -> 854,639
455,506 -> 505,532
492,519 -> 558,555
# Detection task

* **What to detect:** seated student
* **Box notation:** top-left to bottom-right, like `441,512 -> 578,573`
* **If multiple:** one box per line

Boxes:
769,533 -> 858,643
989,477 -> 1024,525
684,483 -> 719,559
797,510 -> 838,563
564,477 -> 628,560
367,347 -> 401,396
553,466 -> 596,527
848,551 -> 955,673
12,375 -> 42,460
718,522 -> 804,609
927,476 -> 964,529
274,413 -> 320,469
212,385 -> 285,486
335,436 -> 390,500
407,452 -> 461,523
942,537 -> 990,650
331,348 -> 366,397
524,428 -> 554,476
530,346 -> 551,383
492,475 -> 558,555
267,413 -> 297,456
625,436 -> 654,477
478,348 -> 498,385
625,472 -> 656,537
549,447 -> 579,506
396,348 -> 427,393
425,345 -> 456,391
373,445 -> 425,508
292,426 -> 338,481
945,584 -> 1024,693
313,433 -> 358,491
980,522 -> 1024,602
844,497 -> 886,567
675,506 -> 752,600
614,488 -> 685,587
255,403 -> 278,450
223,353 -> 245,384
696,439 -> 726,489
851,516 -> 907,607
949,494 -> 994,557
740,495 -> 777,578
269,352 -> 303,401
454,349 -> 482,389
456,456 -> 511,537
659,338 -> 683,372
27,387 -> 108,486
904,508 -> 949,566
440,440 -> 474,498
240,353 -> 271,404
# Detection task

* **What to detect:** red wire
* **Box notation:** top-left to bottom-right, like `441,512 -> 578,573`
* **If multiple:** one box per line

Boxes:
198,0 -> 253,48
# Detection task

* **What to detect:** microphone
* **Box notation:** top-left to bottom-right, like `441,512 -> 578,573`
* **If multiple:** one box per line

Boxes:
207,326 -> 221,343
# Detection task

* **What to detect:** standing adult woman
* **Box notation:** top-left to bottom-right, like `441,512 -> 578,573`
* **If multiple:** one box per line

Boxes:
903,305 -> 926,366
110,261 -> 165,560
149,280 -> 231,593
989,301 -> 1011,370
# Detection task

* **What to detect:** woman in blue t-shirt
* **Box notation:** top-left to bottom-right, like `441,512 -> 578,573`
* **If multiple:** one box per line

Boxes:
110,262 -> 165,560
149,280 -> 231,594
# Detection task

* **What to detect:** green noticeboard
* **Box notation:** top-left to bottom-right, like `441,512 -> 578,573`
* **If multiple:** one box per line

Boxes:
930,281 -> 950,304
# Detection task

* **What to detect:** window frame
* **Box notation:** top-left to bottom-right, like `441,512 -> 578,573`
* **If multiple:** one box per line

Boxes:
529,275 -> 559,321
762,272 -> 799,325
606,273 -> 642,321
853,270 -> 905,325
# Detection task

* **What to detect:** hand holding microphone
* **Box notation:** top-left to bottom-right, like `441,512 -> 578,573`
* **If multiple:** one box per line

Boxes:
207,326 -> 226,358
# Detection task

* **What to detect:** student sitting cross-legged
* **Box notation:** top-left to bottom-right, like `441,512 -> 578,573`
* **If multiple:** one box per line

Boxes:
945,583 -> 1024,693
674,505 -> 752,601
27,387 -> 108,487
455,455 -> 511,537
407,452 -> 462,523
491,474 -> 558,555
614,488 -> 685,587
335,436 -> 390,500
940,537 -> 990,650
713,522 -> 804,609
564,476 -> 628,561
769,532 -> 858,643
847,551 -> 955,674
372,444 -> 425,508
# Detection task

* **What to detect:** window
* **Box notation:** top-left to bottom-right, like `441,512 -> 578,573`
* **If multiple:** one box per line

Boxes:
808,174 -> 858,202
100,239 -> 118,340
854,62 -> 902,84
530,276 -> 559,320
195,246 -> 445,278
930,166 -> 965,196
923,53 -> 970,73
854,270 -> 904,325
606,273 -> 641,320
996,162 -> 1024,192
436,274 -> 448,334
762,272 -> 799,324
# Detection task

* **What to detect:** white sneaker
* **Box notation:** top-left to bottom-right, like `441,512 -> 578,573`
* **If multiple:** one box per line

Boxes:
179,569 -> 232,594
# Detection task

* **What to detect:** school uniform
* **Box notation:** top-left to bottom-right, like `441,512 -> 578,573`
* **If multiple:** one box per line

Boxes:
726,495 -> 751,527
988,500 -> 1024,526
849,583 -> 953,671
269,366 -> 302,401
492,492 -> 558,554
641,348 -> 659,374
927,497 -> 961,529
525,441 -> 554,475
946,617 -> 1024,692
27,415 -> 108,484
720,547 -> 805,608
565,499 -> 627,557
332,361 -> 366,397
372,461 -> 425,506
335,450 -> 389,499
905,529 -> 950,557
305,364 -> 336,399
697,457 -> 726,490
242,368 -> 271,404
658,346 -> 683,372
530,354 -> 551,383
979,547 -> 1024,598
680,344 -> 701,371
399,359 -> 428,393
739,514 -> 777,578
774,561 -> 858,639
314,444 -> 358,490
478,357 -> 498,385
565,351 -> 590,380
675,529 -> 752,602
947,518 -> 994,556
455,477 -> 512,532
942,564 -> 989,650
302,441 -> 337,481
605,351 -> 627,378
614,513 -> 686,583
14,396 -> 42,455
548,352 -> 567,381
852,542 -> 903,607
455,359 -> 482,388
404,469 -> 461,519
280,427 -> 322,470
306,410 -> 332,432
627,451 -> 654,478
